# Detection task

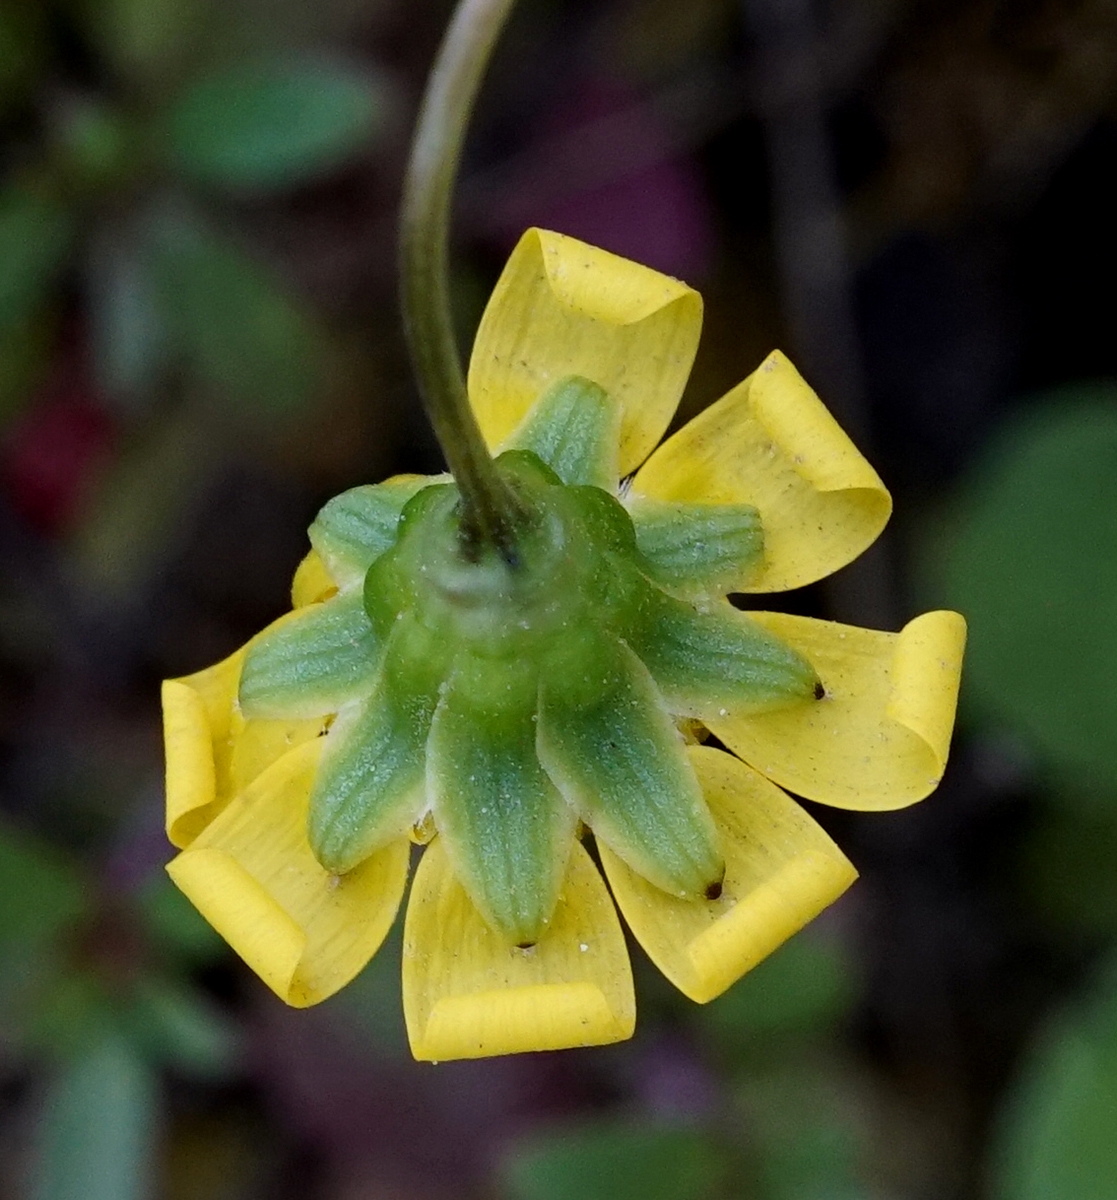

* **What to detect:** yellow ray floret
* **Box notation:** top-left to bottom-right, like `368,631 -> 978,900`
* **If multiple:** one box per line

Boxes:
403,838 -> 635,1060
162,679 -> 220,850
162,624 -> 325,850
631,350 -> 892,592
168,739 -> 410,1007
706,610 -> 967,810
599,746 -> 857,1003
468,229 -> 702,475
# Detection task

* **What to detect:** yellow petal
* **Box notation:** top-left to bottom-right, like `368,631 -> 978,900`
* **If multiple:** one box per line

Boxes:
600,746 -> 857,1002
227,713 -> 328,795
163,680 -> 218,850
402,837 -> 634,1061
167,738 -> 409,1007
163,647 -> 245,849
163,619 -> 327,848
705,610 -> 967,810
291,550 -> 338,608
468,229 -> 703,476
630,350 -> 892,592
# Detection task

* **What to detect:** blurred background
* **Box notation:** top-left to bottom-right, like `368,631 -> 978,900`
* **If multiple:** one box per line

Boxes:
2,0 -> 1117,1196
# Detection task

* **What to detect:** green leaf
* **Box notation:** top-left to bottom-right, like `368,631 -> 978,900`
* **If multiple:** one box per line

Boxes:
126,979 -> 238,1079
627,587 -> 819,720
69,403 -> 221,598
506,376 -> 621,490
427,650 -> 575,944
734,1059 -> 872,1200
165,58 -> 388,191
699,933 -> 857,1047
87,226 -> 170,405
75,0 -> 212,93
0,306 -> 52,422
991,953 -> 1117,1200
0,823 -> 85,951
0,5 -> 47,112
760,1120 -> 862,1200
134,873 -> 224,965
502,1121 -> 729,1200
627,496 -> 764,596
151,209 -> 322,414
0,187 -> 73,332
537,630 -> 721,898
0,830 -> 87,1050
930,389 -> 1117,791
309,476 -> 438,588
25,975 -> 119,1060
239,589 -> 383,719
33,1034 -> 159,1200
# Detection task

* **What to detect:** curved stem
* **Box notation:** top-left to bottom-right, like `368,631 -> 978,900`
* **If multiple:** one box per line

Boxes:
400,0 -> 523,561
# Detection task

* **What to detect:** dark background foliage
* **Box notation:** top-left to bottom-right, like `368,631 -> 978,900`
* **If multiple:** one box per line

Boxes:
2,0 -> 1117,1196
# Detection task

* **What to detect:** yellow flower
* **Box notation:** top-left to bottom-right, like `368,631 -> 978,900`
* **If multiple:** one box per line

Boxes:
162,229 -> 965,1062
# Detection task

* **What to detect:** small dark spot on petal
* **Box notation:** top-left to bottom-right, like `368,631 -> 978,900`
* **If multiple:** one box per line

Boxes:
516,941 -> 536,950
813,681 -> 826,700
704,880 -> 723,901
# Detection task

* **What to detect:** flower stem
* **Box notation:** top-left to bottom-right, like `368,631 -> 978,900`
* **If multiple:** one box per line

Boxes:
399,0 -> 523,561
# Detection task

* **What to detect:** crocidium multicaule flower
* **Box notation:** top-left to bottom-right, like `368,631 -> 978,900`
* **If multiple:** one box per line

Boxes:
162,229 -> 965,1061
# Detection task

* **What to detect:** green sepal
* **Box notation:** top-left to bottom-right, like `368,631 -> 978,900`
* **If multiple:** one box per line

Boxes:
310,475 -> 444,588
627,496 -> 764,596
627,587 -> 820,719
362,482 -> 464,638
238,589 -> 382,720
559,484 -> 644,621
506,376 -> 621,489
308,613 -> 448,873
565,483 -> 638,557
537,629 -> 722,898
427,651 -> 575,944
494,447 -> 564,489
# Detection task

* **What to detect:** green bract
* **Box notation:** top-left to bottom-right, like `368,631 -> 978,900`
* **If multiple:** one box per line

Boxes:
238,377 -> 819,946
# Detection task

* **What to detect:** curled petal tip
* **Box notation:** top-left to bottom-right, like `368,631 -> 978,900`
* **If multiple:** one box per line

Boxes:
413,982 -> 633,1061
603,748 -> 857,1004
163,680 -> 219,850
632,350 -> 891,592
170,740 -> 409,1007
168,847 -> 307,1003
403,839 -> 635,1061
888,609 -> 967,785
707,612 -> 966,811
468,228 -> 702,475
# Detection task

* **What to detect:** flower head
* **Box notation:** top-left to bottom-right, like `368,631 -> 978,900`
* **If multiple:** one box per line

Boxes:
162,230 -> 965,1061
